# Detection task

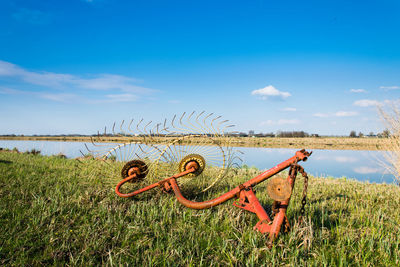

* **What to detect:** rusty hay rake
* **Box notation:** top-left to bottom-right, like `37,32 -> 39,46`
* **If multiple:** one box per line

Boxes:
84,112 -> 312,243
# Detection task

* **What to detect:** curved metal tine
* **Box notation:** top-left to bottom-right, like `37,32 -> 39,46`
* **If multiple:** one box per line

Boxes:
137,143 -> 151,160
90,135 -> 105,147
136,118 -> 148,143
138,122 -> 167,157
194,111 -> 210,135
171,113 -> 188,135
185,111 -> 204,134
149,143 -> 172,162
85,143 -> 108,159
168,114 -> 181,140
221,124 -> 235,136
112,121 -> 125,138
119,120 -> 131,137
216,119 -> 229,136
152,123 -> 160,137
173,112 -> 195,138
139,142 -> 159,159
201,112 -> 214,136
194,111 -> 206,134
90,131 -> 108,147
177,112 -> 195,135
180,111 -> 205,135
128,119 -> 136,136
143,120 -> 154,141
210,115 -> 223,137
178,112 -> 192,135
112,122 -> 118,136
161,118 -> 170,133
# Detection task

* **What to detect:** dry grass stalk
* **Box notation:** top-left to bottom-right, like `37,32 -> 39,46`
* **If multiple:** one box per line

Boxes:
379,104 -> 400,186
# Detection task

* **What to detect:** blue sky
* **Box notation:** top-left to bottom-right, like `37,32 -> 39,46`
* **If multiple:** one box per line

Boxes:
1,0 -> 399,135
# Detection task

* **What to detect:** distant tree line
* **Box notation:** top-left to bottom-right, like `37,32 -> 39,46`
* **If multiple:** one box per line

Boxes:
349,129 -> 390,138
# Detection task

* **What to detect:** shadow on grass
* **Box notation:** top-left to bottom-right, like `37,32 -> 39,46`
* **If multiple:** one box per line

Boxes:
0,159 -> 12,164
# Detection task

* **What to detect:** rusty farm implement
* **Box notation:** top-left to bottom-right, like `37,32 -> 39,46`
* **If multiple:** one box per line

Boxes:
84,112 -> 312,242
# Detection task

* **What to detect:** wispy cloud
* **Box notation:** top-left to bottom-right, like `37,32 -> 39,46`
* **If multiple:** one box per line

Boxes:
350,88 -> 366,93
104,94 -> 138,103
39,93 -> 79,102
251,85 -> 291,100
335,111 -> 358,117
313,113 -> 329,118
353,99 -> 381,107
12,8 -> 51,25
0,87 -> 23,95
313,111 -> 358,118
282,107 -> 296,112
168,100 -> 181,104
353,166 -> 380,174
260,119 -> 300,126
0,60 -> 153,103
334,156 -> 358,163
0,60 -> 151,93
380,86 -> 400,90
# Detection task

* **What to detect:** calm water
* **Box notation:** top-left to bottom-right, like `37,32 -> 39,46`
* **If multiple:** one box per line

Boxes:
0,140 -> 395,184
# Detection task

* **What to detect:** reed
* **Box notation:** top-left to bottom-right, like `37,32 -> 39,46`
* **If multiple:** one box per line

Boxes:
379,105 -> 400,186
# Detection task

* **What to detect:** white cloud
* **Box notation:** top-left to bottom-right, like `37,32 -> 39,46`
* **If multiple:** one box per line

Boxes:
104,94 -> 138,102
350,89 -> 366,93
353,166 -> 380,174
0,87 -> 23,95
313,113 -> 329,118
282,107 -> 296,112
0,60 -> 153,103
334,156 -> 358,163
335,111 -> 358,117
251,85 -> 291,100
260,119 -> 300,126
0,60 -> 152,93
353,99 -> 381,107
380,86 -> 400,90
39,93 -> 78,102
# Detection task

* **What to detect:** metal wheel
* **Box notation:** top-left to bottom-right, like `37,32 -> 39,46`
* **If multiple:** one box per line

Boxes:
83,112 -> 242,193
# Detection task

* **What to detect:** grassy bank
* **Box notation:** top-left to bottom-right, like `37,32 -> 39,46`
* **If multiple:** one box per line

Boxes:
0,135 -> 389,150
0,151 -> 399,265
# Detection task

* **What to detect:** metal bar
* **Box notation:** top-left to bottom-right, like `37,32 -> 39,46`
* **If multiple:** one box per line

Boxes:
168,149 -> 310,209
115,166 -> 197,198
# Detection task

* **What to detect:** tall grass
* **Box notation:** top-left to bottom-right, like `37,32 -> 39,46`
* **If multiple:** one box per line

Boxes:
1,151 -> 399,265
379,105 -> 400,186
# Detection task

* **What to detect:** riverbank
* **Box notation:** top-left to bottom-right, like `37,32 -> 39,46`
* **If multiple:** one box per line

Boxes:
1,151 -> 399,265
0,135 -> 389,150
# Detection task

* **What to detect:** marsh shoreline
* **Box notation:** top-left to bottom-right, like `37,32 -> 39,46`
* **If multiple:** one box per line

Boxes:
0,136 -> 388,150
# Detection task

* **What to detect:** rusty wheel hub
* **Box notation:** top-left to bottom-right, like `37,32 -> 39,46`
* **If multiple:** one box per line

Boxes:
121,160 -> 148,181
178,154 -> 206,177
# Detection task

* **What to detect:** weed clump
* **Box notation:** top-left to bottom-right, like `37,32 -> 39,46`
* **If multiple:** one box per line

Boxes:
379,104 -> 400,186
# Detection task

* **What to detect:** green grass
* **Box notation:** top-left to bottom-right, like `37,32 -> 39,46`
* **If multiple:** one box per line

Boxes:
0,151 -> 399,266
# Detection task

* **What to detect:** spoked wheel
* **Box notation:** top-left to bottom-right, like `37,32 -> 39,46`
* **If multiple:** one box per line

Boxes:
83,112 -> 242,194
121,160 -> 148,180
153,134 -> 232,194
82,141 -> 162,187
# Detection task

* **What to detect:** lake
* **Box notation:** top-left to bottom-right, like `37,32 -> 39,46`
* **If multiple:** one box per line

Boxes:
0,140 -> 394,184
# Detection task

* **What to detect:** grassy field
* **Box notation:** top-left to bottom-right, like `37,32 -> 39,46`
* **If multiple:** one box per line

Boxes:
0,135 -> 389,150
1,151 -> 399,266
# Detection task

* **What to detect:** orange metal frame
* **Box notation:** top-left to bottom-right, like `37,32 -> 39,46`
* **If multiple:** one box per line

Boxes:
115,149 -> 312,241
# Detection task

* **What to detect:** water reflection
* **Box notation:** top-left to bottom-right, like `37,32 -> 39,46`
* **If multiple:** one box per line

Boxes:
0,140 -> 394,184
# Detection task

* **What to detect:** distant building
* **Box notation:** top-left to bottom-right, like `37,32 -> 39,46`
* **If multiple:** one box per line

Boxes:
249,130 -> 255,136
